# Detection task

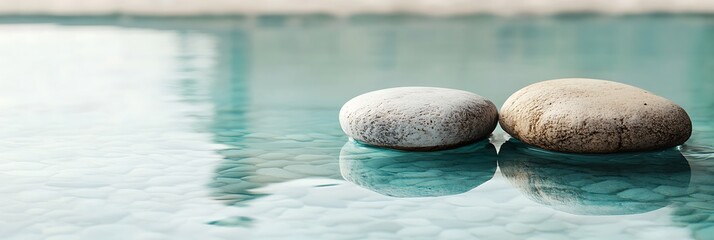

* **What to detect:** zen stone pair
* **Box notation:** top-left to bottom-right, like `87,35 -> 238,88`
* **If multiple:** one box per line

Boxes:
339,78 -> 692,153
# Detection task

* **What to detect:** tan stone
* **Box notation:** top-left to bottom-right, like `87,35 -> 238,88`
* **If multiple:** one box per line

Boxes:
499,78 -> 692,153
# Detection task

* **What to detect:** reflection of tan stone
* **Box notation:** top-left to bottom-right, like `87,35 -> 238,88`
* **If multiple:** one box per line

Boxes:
499,141 -> 691,215
1,0 -> 714,16
500,79 -> 691,153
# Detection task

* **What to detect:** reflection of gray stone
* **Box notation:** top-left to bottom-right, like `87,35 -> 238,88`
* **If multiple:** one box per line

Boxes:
339,140 -> 497,197
499,140 -> 691,215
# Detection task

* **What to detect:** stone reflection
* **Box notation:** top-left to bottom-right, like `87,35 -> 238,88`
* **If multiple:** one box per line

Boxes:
339,140 -> 497,198
671,144 -> 714,239
499,140 -> 691,215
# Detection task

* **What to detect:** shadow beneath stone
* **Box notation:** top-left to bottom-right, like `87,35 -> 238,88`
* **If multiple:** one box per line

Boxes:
339,139 -> 498,198
499,140 -> 691,215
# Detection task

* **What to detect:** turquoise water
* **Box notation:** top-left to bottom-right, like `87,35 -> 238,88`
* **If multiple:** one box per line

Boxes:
0,14 -> 713,239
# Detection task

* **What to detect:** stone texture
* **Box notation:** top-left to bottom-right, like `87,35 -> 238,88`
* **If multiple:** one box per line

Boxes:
339,87 -> 498,151
499,78 -> 692,153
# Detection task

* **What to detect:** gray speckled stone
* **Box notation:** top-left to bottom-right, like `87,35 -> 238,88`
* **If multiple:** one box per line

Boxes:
339,87 -> 498,151
500,78 -> 692,153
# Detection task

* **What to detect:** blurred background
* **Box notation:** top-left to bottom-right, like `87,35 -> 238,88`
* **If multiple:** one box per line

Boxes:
0,1 -> 713,240
1,0 -> 714,15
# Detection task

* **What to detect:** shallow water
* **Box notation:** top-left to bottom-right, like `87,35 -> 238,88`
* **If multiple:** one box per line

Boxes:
0,14 -> 713,239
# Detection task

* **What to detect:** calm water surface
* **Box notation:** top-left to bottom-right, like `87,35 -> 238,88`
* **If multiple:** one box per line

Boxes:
0,15 -> 713,239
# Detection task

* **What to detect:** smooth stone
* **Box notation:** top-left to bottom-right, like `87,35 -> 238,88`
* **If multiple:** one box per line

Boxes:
339,87 -> 498,151
500,78 -> 692,153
